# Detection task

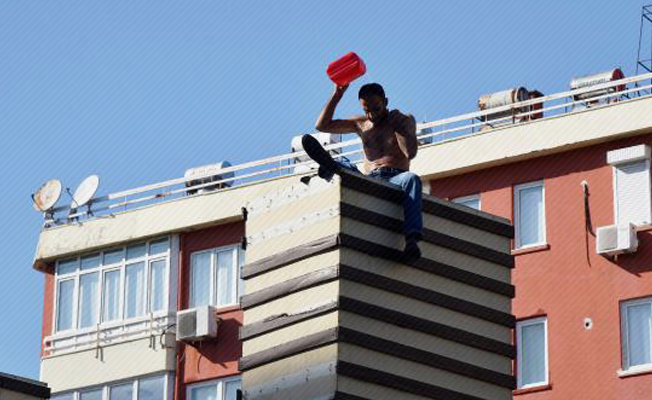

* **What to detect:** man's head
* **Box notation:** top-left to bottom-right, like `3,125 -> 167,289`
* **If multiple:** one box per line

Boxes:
359,83 -> 388,124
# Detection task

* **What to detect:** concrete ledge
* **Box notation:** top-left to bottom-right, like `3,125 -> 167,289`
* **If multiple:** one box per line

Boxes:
33,174 -> 300,268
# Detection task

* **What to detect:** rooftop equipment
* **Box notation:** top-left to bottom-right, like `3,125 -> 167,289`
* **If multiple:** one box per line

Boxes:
184,161 -> 234,195
418,125 -> 434,145
176,305 -> 220,342
32,179 -> 62,214
529,90 -> 545,120
417,118 -> 434,145
291,132 -> 340,173
570,68 -> 626,104
68,174 -> 99,217
477,87 -> 531,127
596,223 -> 639,257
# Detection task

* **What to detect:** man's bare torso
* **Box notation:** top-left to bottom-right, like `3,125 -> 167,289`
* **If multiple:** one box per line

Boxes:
354,115 -> 412,173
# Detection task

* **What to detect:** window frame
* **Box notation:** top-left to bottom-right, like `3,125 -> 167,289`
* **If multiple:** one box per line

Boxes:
516,316 -> 549,389
54,276 -> 78,333
123,261 -> 148,320
514,181 -> 546,249
101,267 -> 124,323
186,376 -> 242,400
620,296 -> 652,373
52,237 -> 171,335
612,159 -> 652,227
452,194 -> 481,210
189,244 -> 243,310
50,373 -> 171,400
77,270 -> 101,330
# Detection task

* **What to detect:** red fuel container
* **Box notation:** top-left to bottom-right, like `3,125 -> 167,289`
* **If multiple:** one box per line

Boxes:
327,52 -> 366,86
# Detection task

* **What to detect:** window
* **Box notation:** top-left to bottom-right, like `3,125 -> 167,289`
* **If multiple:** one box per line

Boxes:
51,374 -> 168,400
188,377 -> 241,400
516,317 -> 548,389
452,194 -> 481,210
514,181 -> 545,248
110,382 -> 133,400
621,298 -> 652,372
190,246 -> 243,309
608,144 -> 652,226
56,279 -> 75,332
614,161 -> 652,226
80,389 -> 103,400
138,375 -> 167,400
51,395 -> 74,400
54,237 -> 170,334
608,145 -> 652,227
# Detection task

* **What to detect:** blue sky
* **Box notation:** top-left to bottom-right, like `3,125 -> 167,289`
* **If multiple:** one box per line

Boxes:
1,0 -> 650,380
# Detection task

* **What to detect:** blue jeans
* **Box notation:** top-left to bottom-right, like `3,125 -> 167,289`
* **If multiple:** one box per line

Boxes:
337,160 -> 423,239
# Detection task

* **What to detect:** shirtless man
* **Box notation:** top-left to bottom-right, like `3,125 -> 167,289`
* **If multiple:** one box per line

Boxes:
302,82 -> 423,261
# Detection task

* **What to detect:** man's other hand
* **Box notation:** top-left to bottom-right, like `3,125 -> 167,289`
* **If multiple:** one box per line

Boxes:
387,109 -> 408,130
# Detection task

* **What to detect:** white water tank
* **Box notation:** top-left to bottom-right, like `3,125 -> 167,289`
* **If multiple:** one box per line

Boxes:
570,68 -> 625,101
478,87 -> 530,122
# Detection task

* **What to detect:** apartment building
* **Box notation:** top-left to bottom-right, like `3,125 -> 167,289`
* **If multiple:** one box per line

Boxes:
413,72 -> 652,398
31,69 -> 652,399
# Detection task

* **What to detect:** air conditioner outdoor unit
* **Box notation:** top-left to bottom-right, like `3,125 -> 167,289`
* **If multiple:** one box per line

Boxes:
176,305 -> 220,342
596,223 -> 638,256
184,161 -> 234,195
418,126 -> 434,145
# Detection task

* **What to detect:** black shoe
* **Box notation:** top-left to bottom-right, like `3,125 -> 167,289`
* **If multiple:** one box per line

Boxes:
302,135 -> 339,177
403,234 -> 422,263
403,240 -> 421,263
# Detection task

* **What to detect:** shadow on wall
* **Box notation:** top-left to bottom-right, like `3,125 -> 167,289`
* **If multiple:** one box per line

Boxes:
432,136 -> 650,198
189,315 -> 243,372
613,231 -> 652,276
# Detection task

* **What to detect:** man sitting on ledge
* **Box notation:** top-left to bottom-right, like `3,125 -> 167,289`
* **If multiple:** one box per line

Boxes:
303,82 -> 423,261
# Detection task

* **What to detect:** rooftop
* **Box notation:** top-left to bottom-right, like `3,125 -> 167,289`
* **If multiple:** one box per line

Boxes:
32,73 -> 652,266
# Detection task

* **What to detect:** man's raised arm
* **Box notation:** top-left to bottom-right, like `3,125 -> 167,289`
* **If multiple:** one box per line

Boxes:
315,84 -> 359,134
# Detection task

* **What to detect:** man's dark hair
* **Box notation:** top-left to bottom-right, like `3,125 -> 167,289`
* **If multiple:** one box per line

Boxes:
358,83 -> 386,100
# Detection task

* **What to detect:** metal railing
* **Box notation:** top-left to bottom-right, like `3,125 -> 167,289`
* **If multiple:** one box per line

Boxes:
42,312 -> 175,356
42,72 -> 652,227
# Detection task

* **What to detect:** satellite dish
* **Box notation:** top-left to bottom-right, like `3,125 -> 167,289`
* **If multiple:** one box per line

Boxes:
32,179 -> 62,212
72,175 -> 100,208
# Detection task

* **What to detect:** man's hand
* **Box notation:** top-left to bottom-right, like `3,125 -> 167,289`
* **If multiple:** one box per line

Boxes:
388,109 -> 418,160
387,109 -> 412,132
333,84 -> 349,98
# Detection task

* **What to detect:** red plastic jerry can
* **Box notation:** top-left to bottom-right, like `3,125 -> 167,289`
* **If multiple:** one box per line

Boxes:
327,52 -> 366,86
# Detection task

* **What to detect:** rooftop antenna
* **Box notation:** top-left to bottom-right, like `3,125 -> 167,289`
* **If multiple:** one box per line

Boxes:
32,179 -> 63,220
67,174 -> 100,218
635,4 -> 652,94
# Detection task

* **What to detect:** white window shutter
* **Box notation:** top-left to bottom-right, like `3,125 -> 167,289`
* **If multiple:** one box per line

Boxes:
615,160 -> 652,226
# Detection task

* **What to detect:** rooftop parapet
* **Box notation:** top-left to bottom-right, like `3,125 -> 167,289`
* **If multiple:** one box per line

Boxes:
33,74 -> 652,226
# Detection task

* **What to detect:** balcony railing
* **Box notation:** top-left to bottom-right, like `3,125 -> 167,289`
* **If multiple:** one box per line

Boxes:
40,72 -> 652,227
43,312 -> 175,357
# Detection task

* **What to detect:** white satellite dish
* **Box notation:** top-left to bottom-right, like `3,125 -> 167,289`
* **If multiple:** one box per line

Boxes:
72,175 -> 100,209
32,179 -> 63,212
